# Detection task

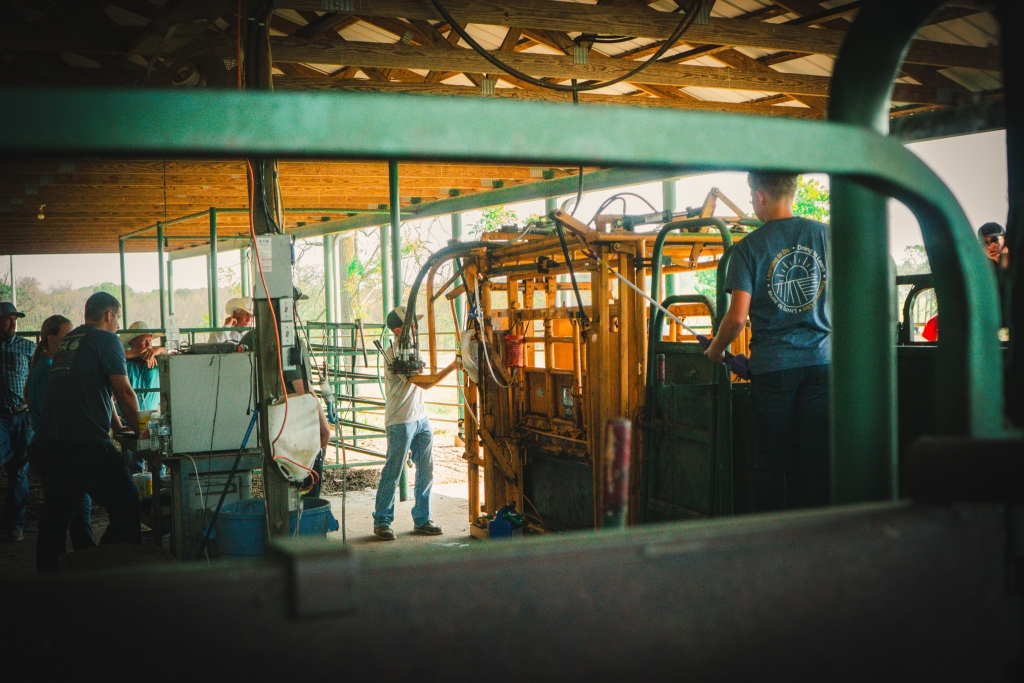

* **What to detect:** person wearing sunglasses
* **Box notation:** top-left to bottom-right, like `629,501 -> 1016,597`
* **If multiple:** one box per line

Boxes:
978,222 -> 1009,270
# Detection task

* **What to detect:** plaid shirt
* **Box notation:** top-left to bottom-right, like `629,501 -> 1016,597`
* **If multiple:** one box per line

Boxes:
0,334 -> 34,412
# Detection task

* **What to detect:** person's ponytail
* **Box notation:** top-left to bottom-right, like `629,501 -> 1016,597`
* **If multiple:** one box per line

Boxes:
30,315 -> 71,371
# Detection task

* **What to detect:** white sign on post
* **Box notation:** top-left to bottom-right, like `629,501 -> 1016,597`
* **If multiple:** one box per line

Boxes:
256,236 -> 273,273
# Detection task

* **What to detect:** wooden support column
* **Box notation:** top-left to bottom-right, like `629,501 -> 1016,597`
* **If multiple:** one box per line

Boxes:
245,1 -> 291,539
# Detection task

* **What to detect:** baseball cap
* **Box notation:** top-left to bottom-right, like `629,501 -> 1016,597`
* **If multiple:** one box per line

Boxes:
0,302 -> 24,318
386,305 -> 423,330
978,222 -> 1005,239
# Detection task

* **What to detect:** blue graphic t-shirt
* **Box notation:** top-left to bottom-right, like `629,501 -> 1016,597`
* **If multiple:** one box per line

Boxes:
724,216 -> 831,375
39,324 -> 128,443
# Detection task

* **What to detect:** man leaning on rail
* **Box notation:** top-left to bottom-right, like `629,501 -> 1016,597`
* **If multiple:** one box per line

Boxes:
704,172 -> 831,512
373,306 -> 454,541
36,292 -> 143,573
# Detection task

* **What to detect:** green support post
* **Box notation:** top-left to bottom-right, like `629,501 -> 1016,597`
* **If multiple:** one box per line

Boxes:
380,226 -> 391,324
827,1 -> 945,503
240,247 -> 251,298
167,259 -> 175,316
209,208 -> 219,326
119,238 -> 128,324
156,222 -> 166,330
663,180 -> 677,297
324,234 -> 335,323
389,159 -> 409,502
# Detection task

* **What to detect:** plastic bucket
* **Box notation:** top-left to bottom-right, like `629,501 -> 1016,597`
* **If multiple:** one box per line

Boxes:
212,497 -> 339,557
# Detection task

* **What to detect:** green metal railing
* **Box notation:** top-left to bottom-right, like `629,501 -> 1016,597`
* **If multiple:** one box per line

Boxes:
303,321 -> 464,472
0,73 -> 1007,502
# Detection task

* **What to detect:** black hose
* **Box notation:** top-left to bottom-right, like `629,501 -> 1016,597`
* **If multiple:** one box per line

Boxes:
400,241 -> 492,347
195,407 -> 260,560
427,0 -> 704,95
554,220 -> 589,326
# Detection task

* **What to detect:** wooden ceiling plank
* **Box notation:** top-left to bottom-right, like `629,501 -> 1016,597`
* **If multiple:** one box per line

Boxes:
272,76 -> 822,118
271,0 -> 1000,70
269,38 -> 941,103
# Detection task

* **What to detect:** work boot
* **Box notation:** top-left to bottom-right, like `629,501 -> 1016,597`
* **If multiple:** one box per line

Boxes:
413,520 -> 443,536
373,525 -> 396,541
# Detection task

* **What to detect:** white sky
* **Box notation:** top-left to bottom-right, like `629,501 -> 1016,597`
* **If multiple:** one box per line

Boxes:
4,130 -> 1008,292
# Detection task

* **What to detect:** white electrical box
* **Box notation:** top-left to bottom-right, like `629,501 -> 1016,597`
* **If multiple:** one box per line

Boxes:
253,233 -> 293,300
158,353 -> 258,454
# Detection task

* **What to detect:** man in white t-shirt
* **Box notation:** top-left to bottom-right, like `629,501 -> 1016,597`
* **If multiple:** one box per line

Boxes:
207,297 -> 253,344
373,306 -> 454,541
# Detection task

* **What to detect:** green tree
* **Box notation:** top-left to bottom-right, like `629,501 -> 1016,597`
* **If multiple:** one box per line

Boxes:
896,245 -> 930,275
794,177 -> 830,223
469,206 -> 518,237
694,269 -> 717,298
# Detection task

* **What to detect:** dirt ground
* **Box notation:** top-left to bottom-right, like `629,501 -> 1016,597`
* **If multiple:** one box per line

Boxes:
0,443 -> 472,577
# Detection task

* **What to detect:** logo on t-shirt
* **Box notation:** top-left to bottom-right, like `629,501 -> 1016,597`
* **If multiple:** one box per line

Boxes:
767,246 -> 827,313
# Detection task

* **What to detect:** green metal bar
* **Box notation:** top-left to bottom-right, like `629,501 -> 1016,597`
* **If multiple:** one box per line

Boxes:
156,222 -> 166,330
389,160 -> 403,309
240,247 -> 250,298
388,159 -> 408,502
0,87 -> 1004,441
119,238 -> 128,324
206,255 -> 214,327
209,207 -> 219,328
167,259 -> 175,316
827,0 -> 946,503
324,234 -> 335,324
292,168 -> 687,241
380,226 -> 391,325
662,179 -> 677,297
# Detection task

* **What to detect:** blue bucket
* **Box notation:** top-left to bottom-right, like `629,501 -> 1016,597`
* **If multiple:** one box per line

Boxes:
212,497 -> 340,557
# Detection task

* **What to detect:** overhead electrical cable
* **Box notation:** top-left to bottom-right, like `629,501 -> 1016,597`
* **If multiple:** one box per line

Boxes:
427,0 -> 706,95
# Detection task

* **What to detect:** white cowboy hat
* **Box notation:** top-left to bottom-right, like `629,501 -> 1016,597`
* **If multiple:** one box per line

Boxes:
224,296 -> 253,316
119,320 -> 160,348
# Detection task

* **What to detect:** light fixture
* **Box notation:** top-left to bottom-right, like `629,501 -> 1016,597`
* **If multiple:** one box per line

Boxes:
37,204 -> 45,220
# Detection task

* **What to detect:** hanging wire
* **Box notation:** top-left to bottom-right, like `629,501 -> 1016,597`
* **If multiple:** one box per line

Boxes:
427,0 -> 706,95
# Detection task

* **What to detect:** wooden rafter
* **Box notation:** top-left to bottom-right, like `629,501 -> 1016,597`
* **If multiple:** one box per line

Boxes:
269,38 -> 943,103
272,0 -> 999,70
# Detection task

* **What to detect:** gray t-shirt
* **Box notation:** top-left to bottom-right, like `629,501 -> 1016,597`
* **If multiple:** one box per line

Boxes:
40,324 -> 128,443
384,363 -> 427,427
725,216 -> 831,375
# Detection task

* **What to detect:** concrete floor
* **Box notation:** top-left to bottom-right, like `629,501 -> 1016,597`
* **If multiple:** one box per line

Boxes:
325,483 -> 473,553
0,448 -> 476,576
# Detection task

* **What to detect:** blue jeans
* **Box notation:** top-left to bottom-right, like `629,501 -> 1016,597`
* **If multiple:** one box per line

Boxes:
373,418 -> 433,528
37,440 -> 141,573
749,364 -> 830,512
27,441 -> 94,550
0,412 -> 30,531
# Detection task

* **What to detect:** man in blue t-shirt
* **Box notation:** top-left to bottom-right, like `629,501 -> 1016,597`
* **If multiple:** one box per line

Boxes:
704,172 -> 831,511
36,292 -> 143,572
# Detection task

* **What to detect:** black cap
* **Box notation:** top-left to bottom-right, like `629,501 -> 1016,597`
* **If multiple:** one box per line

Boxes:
292,286 -> 308,301
0,302 -> 24,318
978,222 -> 1005,239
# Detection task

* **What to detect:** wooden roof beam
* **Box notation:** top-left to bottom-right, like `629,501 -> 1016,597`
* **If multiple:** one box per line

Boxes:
273,0 -> 1000,70
272,76 -> 822,118
268,38 -> 944,103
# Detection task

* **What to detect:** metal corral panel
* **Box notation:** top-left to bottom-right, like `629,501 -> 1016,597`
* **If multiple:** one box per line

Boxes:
158,353 -> 257,454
